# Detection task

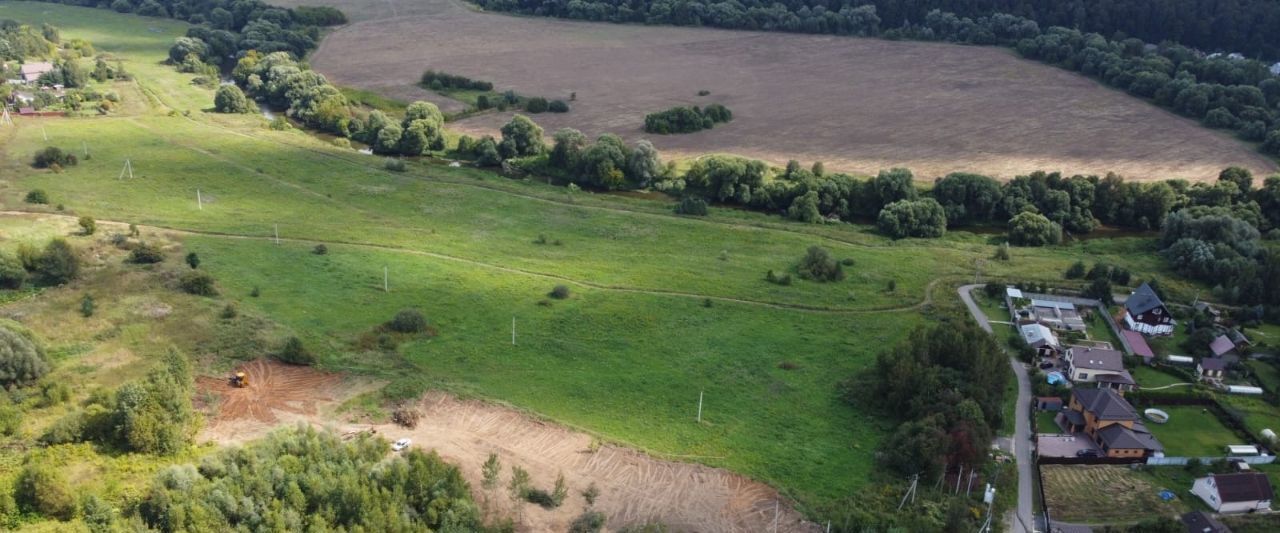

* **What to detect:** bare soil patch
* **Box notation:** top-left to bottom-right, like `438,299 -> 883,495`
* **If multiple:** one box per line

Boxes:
195,359 -> 355,444
293,0 -> 1276,181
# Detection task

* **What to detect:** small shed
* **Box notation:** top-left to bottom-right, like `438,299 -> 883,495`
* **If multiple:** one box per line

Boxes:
1121,330 -> 1154,361
1006,287 -> 1023,299
1036,397 -> 1063,411
1167,355 -> 1195,365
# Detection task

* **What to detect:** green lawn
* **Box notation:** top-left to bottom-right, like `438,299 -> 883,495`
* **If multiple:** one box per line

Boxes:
1133,365 -> 1190,388
1142,406 -> 1240,457
0,0 -> 1243,516
1036,410 -> 1061,433
1084,311 -> 1124,350
1247,360 -> 1280,392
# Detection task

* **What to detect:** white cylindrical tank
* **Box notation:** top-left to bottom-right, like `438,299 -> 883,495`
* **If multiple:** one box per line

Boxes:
1262,429 -> 1276,442
1227,385 -> 1265,395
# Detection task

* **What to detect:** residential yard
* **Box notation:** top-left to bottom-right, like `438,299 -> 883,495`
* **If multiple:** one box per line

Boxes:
1145,327 -> 1188,357
1035,410 -> 1061,433
974,292 -> 1010,323
1142,406 -> 1240,457
1040,465 -> 1189,524
1133,366 -> 1191,388
1218,395 -> 1280,439
1084,311 -> 1124,350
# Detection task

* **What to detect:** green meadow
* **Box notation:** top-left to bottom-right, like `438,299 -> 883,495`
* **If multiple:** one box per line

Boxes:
0,0 -> 1226,512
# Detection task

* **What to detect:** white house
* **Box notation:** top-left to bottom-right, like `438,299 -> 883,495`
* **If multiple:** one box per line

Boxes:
1065,346 -> 1135,392
1191,472 -> 1273,513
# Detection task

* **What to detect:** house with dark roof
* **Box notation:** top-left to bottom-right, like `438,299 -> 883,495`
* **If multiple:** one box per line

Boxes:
1194,301 -> 1222,324
1191,472 -> 1273,513
1199,357 -> 1228,380
1062,388 -> 1163,458
1180,510 -> 1230,533
1210,335 -> 1237,358
1124,283 -> 1175,336
1065,346 -> 1135,392
1122,330 -> 1155,363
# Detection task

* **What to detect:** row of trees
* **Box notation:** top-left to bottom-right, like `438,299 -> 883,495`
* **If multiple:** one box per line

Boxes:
474,2 -> 1280,155
847,319 -> 1010,481
138,426 -> 481,532
473,0 -> 1280,60
420,70 -> 494,91
642,103 -> 731,134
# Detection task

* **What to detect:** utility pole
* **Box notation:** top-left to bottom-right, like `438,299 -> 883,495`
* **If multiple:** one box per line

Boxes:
118,159 -> 133,180
197,189 -> 203,210
274,224 -> 280,245
696,391 -> 704,423
511,316 -> 516,345
383,266 -> 389,292
772,500 -> 779,533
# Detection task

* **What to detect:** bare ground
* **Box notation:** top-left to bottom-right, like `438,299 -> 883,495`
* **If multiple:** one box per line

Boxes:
196,364 -> 818,532
290,0 -> 1277,181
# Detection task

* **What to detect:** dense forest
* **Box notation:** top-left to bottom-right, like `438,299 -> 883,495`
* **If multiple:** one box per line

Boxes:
474,0 -> 1280,60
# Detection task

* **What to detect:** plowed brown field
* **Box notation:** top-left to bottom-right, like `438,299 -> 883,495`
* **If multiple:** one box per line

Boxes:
284,0 -> 1278,181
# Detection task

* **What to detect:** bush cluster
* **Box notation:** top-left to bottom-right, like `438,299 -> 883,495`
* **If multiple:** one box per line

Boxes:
32,147 -> 77,169
419,70 -> 493,91
643,104 -> 731,134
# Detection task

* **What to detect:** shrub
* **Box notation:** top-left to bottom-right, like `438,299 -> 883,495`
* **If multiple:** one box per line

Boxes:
524,97 -> 549,113
765,270 -> 792,285
697,89 -> 710,96
524,488 -> 558,508
78,216 -> 96,235
876,199 -> 947,238
387,309 -> 428,333
581,483 -> 600,505
80,294 -> 95,317
213,84 -> 252,113
797,246 -> 845,282
128,243 -> 165,264
0,252 -> 27,289
1064,261 -> 1086,279
548,100 -> 569,112
185,252 -> 200,269
33,147 -> 77,169
0,320 -> 48,388
384,158 -> 406,172
219,303 -> 237,319
24,190 -> 49,204
1007,211 -> 1061,246
37,238 -> 79,284
39,411 -> 86,445
313,244 -> 328,255
674,196 -> 708,216
14,461 -> 74,520
994,242 -> 1011,261
549,285 -> 571,299
178,271 -> 217,296
570,511 -> 607,533
276,336 -> 314,365
250,286 -> 261,297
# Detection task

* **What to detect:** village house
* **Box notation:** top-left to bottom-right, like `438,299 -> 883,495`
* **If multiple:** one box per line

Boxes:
1065,346 -> 1135,392
1194,301 -> 1222,324
1061,388 -> 1163,458
1124,282 -> 1175,336
1191,472 -> 1273,513
1020,323 -> 1061,358
1198,357 -> 1227,380
1209,335 -> 1237,358
1027,298 -> 1086,331
18,62 -> 54,84
1121,330 -> 1155,364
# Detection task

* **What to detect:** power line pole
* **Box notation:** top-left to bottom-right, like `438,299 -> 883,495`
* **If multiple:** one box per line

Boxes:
197,189 -> 203,210
511,316 -> 516,345
274,224 -> 280,245
118,159 -> 133,180
696,391 -> 703,423
383,266 -> 388,292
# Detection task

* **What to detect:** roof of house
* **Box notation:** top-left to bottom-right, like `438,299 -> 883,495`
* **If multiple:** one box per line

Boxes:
1097,423 -> 1149,450
1071,347 -> 1125,372
1226,329 -> 1250,346
1073,388 -> 1138,421
1037,396 -> 1063,405
1062,409 -> 1085,427
1210,472 -> 1274,503
1032,299 -> 1076,311
1194,301 -> 1220,315
1006,287 -> 1023,299
1125,283 -> 1167,316
1095,370 -> 1135,386
1210,335 -> 1235,357
1181,510 -> 1229,533
19,62 -> 54,78
1021,323 -> 1060,348
1200,357 -> 1228,372
1121,330 -> 1154,358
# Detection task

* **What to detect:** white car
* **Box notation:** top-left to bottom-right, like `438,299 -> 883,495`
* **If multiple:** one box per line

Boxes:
392,438 -> 411,452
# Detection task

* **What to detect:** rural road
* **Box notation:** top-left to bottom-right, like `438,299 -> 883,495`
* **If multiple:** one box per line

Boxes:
958,285 -> 1034,533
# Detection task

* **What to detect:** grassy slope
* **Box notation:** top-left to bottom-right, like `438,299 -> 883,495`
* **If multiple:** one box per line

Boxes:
0,0 -> 1250,513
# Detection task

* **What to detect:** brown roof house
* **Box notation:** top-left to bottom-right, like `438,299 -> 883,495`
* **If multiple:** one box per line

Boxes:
1191,472 -> 1273,513
1065,346 -> 1135,392
1062,388 -> 1163,458
1124,283 -> 1175,336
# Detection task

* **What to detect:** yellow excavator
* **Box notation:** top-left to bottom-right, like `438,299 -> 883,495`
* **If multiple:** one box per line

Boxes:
229,372 -> 248,388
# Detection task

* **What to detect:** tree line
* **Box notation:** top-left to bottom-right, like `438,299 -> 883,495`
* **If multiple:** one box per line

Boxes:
473,0 -> 1280,60
473,2 -> 1280,156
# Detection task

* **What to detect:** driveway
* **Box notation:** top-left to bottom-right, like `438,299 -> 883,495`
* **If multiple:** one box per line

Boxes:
960,284 -> 1035,533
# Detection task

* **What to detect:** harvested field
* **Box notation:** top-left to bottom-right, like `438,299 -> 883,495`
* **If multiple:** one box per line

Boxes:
1040,465 -> 1185,524
292,0 -> 1276,181
196,359 -> 359,443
